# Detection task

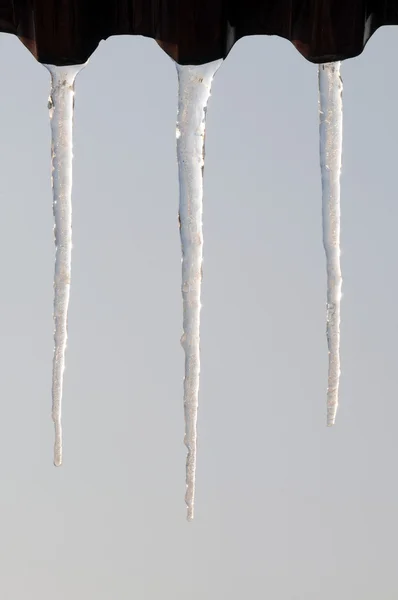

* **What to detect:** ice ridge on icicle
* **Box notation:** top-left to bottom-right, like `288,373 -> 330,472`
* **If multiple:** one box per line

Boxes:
176,59 -> 222,520
45,63 -> 85,466
318,63 -> 343,426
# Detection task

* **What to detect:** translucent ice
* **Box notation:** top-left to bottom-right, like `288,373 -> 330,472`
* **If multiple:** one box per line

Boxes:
176,59 -> 222,520
318,63 -> 343,426
45,64 -> 85,466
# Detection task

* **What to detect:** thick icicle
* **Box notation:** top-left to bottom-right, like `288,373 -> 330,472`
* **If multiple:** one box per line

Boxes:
176,60 -> 222,520
45,64 -> 84,466
318,63 -> 343,426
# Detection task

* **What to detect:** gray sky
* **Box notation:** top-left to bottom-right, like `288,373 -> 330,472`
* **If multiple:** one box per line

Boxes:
0,25 -> 397,599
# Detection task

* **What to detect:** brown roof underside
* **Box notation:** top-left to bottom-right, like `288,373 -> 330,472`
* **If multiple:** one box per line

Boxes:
0,0 -> 397,66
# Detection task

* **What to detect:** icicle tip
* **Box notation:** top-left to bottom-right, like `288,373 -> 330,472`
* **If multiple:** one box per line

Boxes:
53,422 -> 63,466
327,407 -> 338,427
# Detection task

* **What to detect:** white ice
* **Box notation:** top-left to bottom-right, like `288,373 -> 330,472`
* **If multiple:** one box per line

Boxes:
318,63 -> 343,426
45,64 -> 85,466
176,59 -> 222,520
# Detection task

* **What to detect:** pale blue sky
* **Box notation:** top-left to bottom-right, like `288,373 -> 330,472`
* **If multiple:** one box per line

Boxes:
0,26 -> 397,599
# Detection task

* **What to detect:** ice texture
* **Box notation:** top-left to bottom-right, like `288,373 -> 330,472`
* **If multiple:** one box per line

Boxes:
318,63 -> 343,426
45,64 -> 84,466
176,59 -> 222,520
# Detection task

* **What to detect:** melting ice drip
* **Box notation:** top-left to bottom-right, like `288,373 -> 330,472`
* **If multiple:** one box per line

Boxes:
318,63 -> 343,426
45,64 -> 85,466
176,59 -> 222,520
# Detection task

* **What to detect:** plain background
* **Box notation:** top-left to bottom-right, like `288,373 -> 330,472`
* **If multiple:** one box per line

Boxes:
0,25 -> 397,599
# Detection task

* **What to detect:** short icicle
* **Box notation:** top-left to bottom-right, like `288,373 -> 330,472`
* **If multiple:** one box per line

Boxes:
45,63 -> 85,466
318,63 -> 343,426
176,59 -> 222,520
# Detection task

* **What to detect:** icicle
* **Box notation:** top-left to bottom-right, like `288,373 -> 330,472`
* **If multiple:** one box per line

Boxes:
45,63 -> 85,466
318,63 -> 343,426
176,60 -> 222,520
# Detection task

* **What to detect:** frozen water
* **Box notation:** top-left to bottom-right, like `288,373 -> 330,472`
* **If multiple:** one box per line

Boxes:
318,63 -> 343,426
45,64 -> 85,466
176,59 -> 222,520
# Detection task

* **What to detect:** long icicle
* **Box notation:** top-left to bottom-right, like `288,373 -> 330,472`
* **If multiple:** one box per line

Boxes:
318,63 -> 343,426
45,64 -> 85,466
176,60 -> 222,520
